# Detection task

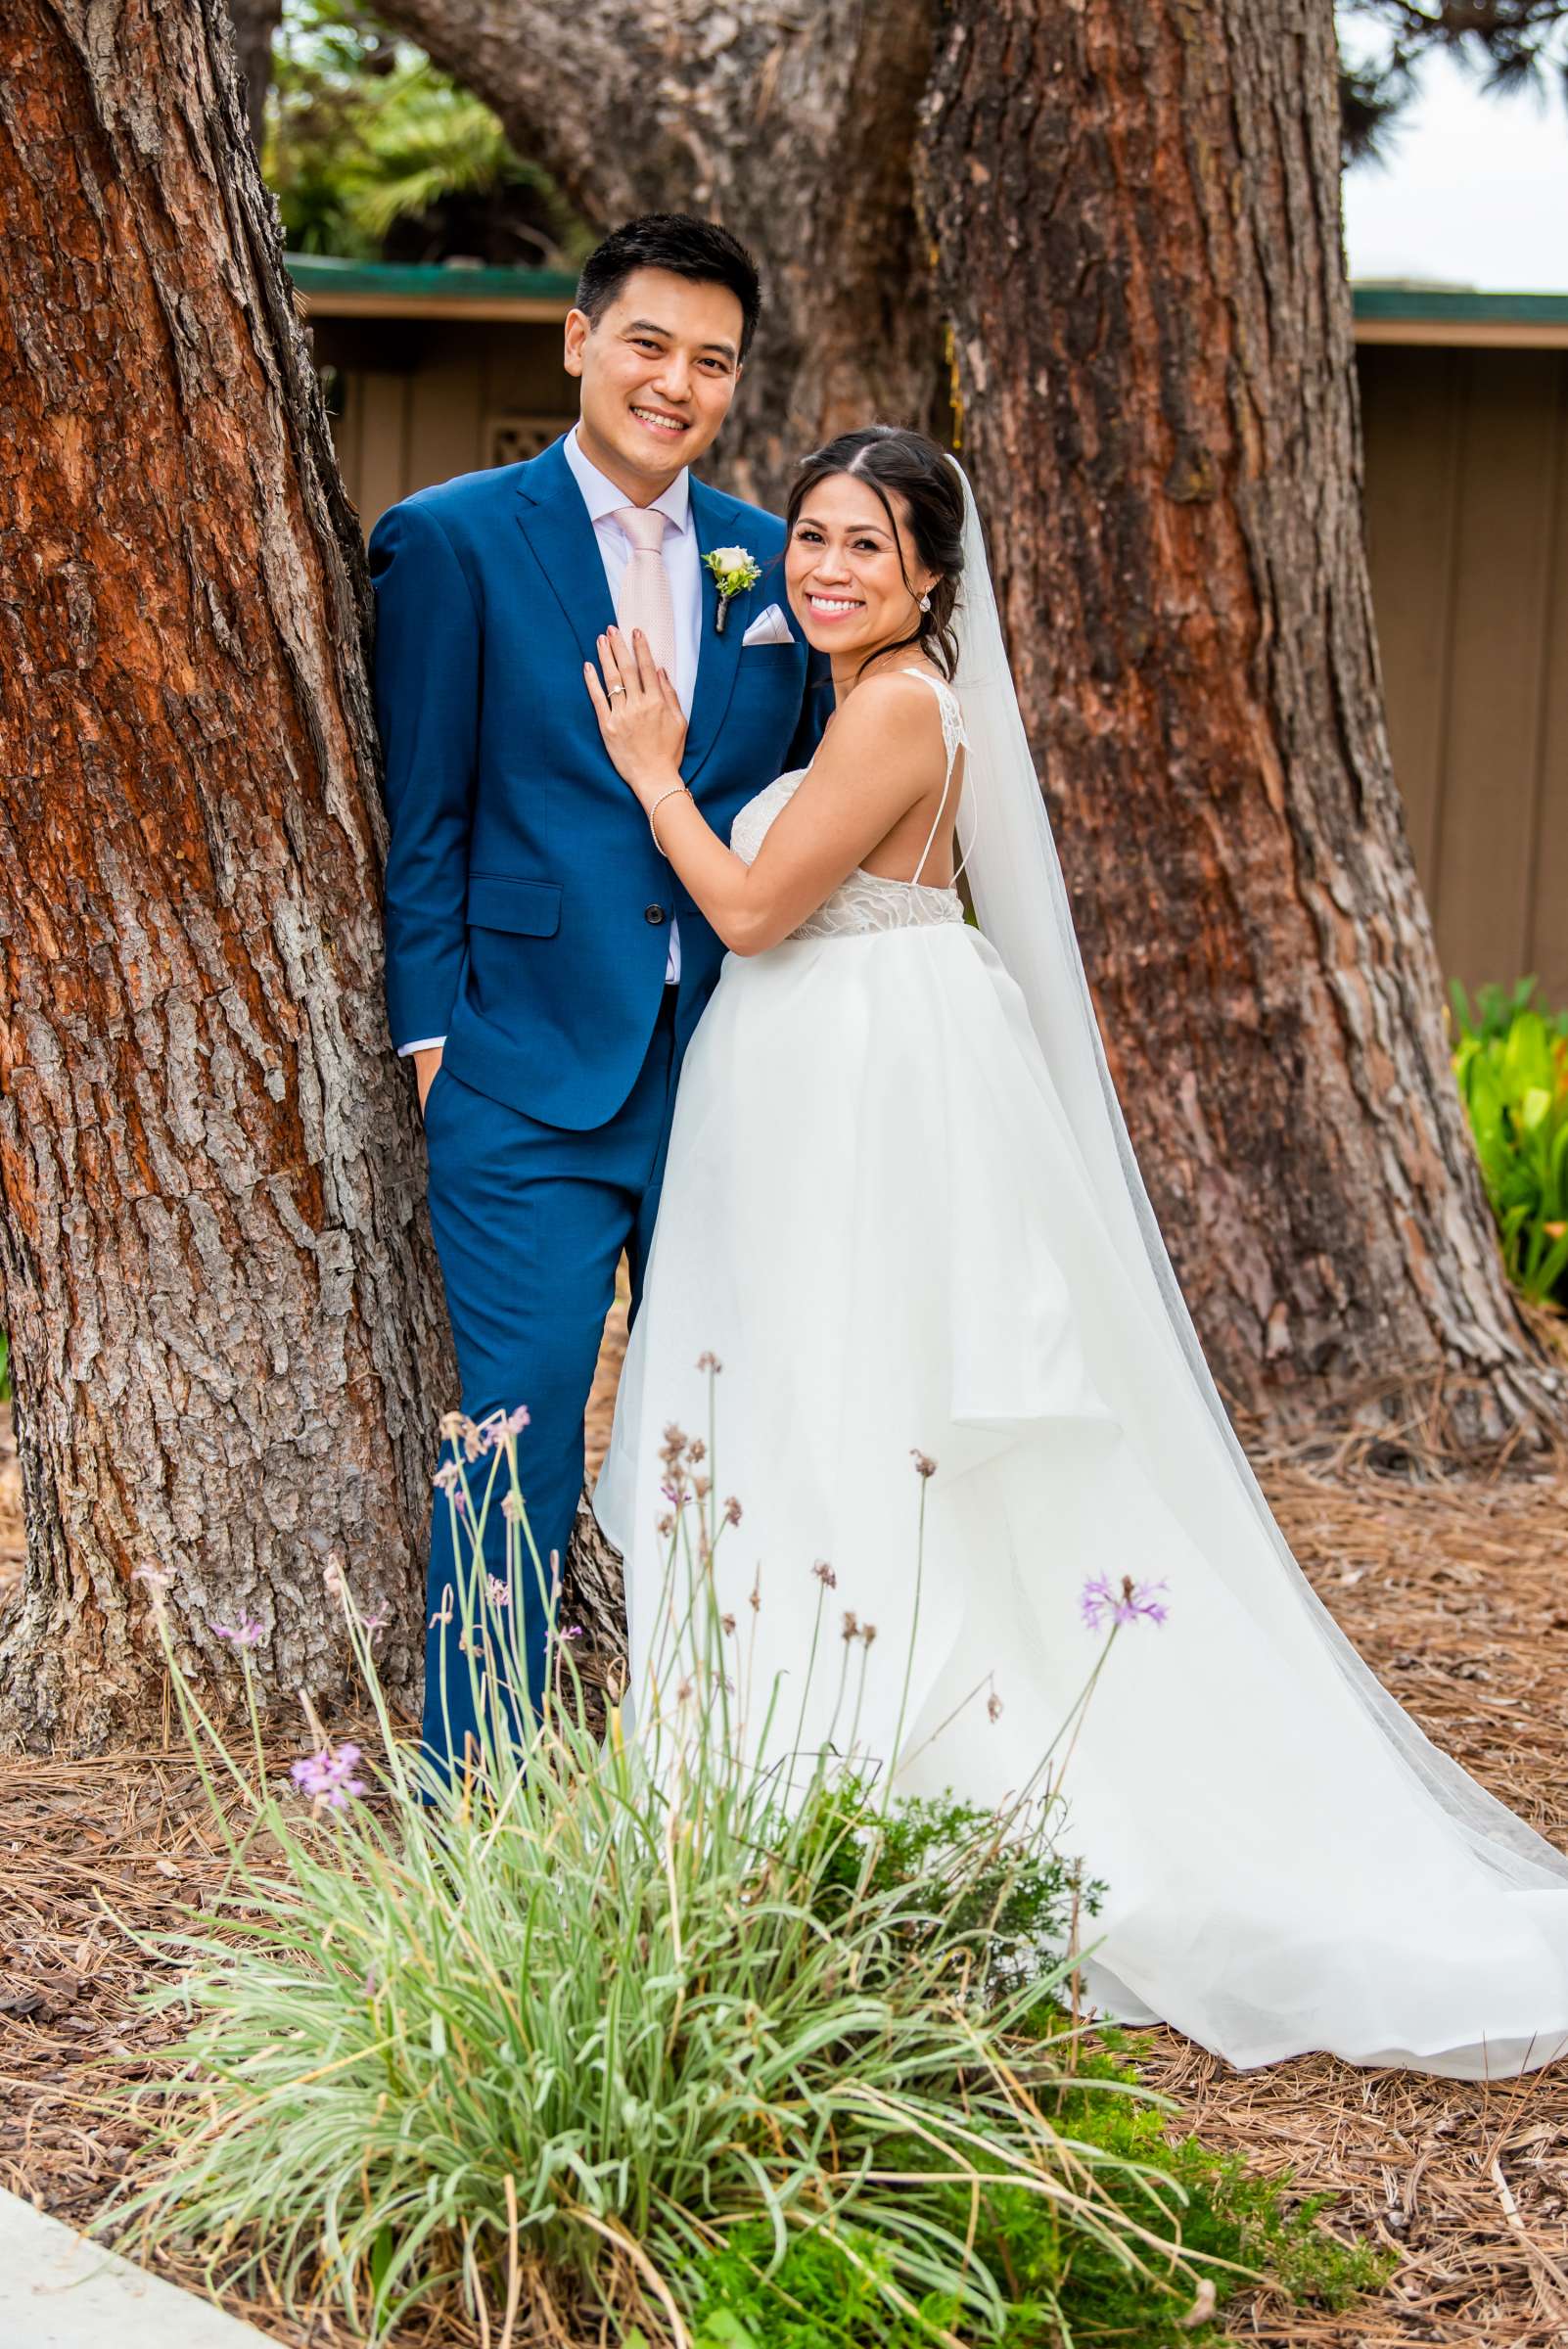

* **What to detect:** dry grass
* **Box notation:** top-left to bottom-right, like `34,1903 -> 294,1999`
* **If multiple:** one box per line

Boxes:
3,1324 -> 1568,2343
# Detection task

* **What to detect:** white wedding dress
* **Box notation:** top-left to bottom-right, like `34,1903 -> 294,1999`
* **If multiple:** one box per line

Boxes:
596,485 -> 1568,2080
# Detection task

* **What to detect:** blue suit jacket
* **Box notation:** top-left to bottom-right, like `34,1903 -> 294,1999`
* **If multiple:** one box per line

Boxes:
369,435 -> 824,1129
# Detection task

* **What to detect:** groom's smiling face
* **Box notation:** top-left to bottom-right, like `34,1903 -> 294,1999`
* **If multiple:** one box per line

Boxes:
564,267 -> 744,501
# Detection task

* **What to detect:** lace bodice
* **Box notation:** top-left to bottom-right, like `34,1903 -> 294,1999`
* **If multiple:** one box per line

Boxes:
728,669 -> 968,941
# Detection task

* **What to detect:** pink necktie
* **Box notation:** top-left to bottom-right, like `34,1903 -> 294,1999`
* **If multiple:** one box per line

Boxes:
613,506 -> 677,685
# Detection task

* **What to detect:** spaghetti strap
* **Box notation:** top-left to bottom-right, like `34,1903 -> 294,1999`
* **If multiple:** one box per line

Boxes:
899,668 -> 967,889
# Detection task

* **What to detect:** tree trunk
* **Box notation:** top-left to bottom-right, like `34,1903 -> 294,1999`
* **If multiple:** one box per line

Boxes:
0,0 -> 452,1749
918,0 -> 1562,1456
226,0 -> 282,154
367,0 -> 945,507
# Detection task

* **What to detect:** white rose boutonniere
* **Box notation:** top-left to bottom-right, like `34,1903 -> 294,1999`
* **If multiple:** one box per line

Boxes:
704,544 -> 761,633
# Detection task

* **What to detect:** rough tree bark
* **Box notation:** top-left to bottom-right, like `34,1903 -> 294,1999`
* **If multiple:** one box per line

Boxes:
0,0 -> 452,1749
366,0 -> 945,504
919,0 -> 1562,1453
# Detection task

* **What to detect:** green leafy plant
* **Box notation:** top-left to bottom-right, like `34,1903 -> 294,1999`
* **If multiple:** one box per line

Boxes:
686,2028 -> 1389,2346
1452,978 -> 1568,1308
92,1384 -> 1247,2346
264,0 -> 585,265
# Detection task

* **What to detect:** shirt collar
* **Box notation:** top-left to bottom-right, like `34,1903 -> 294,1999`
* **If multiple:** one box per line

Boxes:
565,424 -> 691,536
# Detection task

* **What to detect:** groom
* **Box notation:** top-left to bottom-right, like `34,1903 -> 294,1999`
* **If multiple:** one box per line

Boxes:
370,215 -> 822,1776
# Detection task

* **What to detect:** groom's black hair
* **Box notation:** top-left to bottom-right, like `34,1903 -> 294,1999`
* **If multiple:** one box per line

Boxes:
575,215 -> 762,361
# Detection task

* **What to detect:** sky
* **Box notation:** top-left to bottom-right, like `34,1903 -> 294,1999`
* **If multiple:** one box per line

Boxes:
1338,27 -> 1568,292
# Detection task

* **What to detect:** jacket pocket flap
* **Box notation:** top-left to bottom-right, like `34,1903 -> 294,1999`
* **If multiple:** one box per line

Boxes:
466,875 -> 562,937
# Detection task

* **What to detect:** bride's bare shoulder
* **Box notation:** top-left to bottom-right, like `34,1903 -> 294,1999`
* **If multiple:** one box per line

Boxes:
824,664 -> 949,753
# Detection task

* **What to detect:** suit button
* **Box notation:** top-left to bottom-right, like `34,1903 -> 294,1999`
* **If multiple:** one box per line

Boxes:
644,904 -> 667,926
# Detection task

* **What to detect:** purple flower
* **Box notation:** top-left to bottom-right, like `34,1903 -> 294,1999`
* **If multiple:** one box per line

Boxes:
474,1405 -> 530,1453
561,1624 -> 584,1641
485,1574 -> 510,1608
433,1460 -> 461,1497
290,1741 -> 368,1809
212,1616 -> 265,1648
1080,1573 -> 1170,1633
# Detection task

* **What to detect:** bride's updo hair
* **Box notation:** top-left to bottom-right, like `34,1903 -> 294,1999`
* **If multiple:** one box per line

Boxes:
786,425 -> 966,679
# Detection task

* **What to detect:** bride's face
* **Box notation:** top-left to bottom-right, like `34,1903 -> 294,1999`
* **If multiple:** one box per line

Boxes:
785,475 -> 937,663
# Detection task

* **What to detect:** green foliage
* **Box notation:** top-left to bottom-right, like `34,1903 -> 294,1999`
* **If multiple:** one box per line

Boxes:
687,2023 -> 1390,2346
1452,978 -> 1568,1308
811,1779 -> 1106,2003
264,0 -> 585,265
1030,2030 -> 1392,2341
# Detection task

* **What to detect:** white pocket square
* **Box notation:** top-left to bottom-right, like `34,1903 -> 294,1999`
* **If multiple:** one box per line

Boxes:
741,603 -> 795,648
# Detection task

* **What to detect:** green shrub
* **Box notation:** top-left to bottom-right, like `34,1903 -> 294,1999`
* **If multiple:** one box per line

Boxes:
94,1400 -> 1230,2346
687,2024 -> 1390,2347
1452,978 -> 1568,1308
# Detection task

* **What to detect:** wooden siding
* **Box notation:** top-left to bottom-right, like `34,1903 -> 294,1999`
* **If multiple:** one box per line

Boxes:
321,317 -> 575,525
319,318 -> 1568,1003
1360,344 -> 1568,1002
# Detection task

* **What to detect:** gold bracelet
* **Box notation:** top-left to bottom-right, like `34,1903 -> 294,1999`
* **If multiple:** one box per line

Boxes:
649,782 -> 692,853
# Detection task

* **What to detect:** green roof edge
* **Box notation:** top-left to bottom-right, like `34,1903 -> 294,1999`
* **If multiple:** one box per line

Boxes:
1351,284 -> 1568,321
285,255 -> 579,300
280,256 -> 1568,323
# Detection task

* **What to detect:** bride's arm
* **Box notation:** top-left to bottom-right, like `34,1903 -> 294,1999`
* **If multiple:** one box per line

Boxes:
585,627 -> 941,956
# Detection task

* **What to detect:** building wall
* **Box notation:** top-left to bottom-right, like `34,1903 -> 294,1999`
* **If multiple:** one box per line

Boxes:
321,317 -> 575,522
1360,343 -> 1568,1004
318,318 -> 1568,1002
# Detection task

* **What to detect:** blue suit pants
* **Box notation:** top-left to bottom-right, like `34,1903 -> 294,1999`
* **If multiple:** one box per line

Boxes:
418,985 -> 679,1781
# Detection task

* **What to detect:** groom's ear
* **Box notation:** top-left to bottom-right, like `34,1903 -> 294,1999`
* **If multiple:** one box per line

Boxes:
563,307 -> 591,379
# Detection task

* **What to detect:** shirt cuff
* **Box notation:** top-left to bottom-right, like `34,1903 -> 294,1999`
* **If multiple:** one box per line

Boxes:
396,1036 -> 446,1057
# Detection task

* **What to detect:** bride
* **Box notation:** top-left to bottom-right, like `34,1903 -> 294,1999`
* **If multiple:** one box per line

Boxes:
585,423 -> 1568,2079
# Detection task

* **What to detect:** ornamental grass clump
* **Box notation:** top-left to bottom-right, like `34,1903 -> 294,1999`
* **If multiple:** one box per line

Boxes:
94,1372 -> 1230,2346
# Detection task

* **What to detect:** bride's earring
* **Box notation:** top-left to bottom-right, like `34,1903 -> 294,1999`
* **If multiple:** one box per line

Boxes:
919,591 -> 932,612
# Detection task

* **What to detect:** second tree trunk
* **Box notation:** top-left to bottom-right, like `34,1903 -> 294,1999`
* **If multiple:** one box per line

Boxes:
919,0 -> 1560,1453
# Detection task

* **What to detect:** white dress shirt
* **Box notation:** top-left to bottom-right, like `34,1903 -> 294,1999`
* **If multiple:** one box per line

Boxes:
564,425 -> 699,986
397,427 -> 699,1054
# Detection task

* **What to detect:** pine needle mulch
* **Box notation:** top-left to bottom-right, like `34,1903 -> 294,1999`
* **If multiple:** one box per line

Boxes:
3,1372 -> 1568,2343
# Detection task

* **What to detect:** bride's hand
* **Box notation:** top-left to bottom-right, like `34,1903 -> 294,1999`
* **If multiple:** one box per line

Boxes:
584,625 -> 687,806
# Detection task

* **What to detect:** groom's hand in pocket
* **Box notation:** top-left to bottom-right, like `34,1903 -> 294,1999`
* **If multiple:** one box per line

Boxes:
414,1045 -> 442,1120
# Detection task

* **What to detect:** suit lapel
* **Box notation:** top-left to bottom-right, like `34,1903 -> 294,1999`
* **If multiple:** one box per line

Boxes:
513,437 -> 617,668
681,477 -> 754,784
